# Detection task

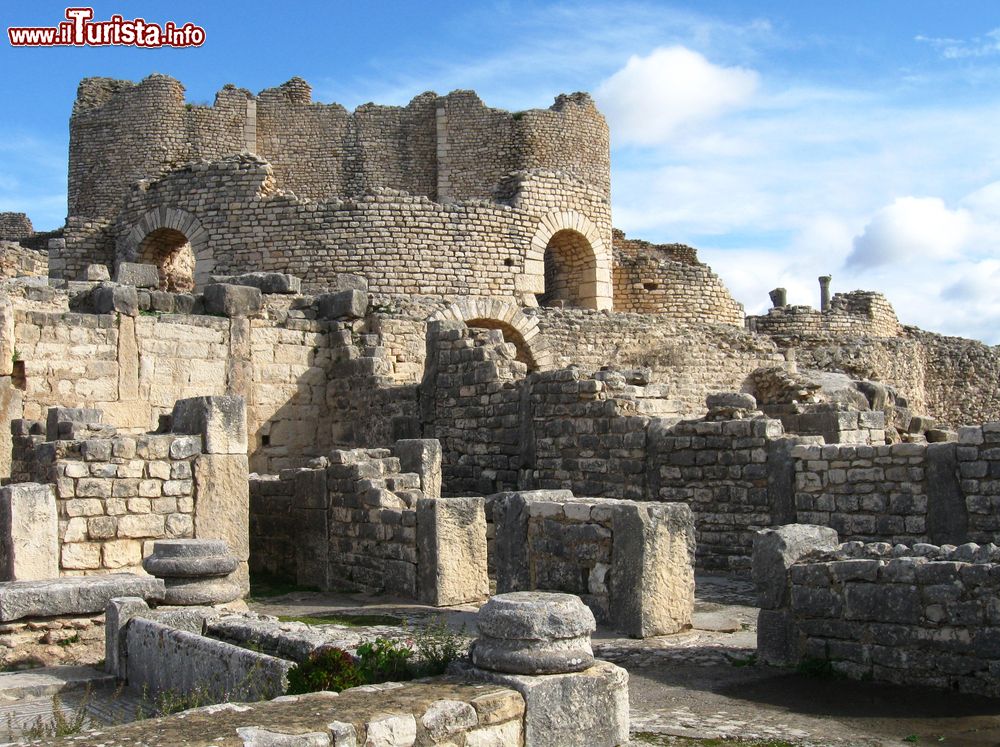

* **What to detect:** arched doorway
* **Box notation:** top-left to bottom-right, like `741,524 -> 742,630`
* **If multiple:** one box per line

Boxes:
118,207 -> 213,290
540,229 -> 596,308
429,298 -> 554,371
138,228 -> 195,293
523,211 -> 612,310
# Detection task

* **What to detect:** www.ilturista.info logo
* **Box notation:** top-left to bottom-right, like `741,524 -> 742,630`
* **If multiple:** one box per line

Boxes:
8,7 -> 205,47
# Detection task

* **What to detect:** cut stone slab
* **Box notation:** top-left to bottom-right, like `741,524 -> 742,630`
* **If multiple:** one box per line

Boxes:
0,665 -> 114,700
692,611 -> 742,633
172,395 -> 248,455
85,264 -> 111,282
316,289 -> 368,320
707,391 -> 757,411
114,262 -> 160,288
394,439 -> 442,499
203,284 -> 263,318
465,660 -> 629,747
753,524 -> 839,610
211,272 -> 302,295
0,574 -> 165,622
0,483 -> 58,581
416,496 -> 488,607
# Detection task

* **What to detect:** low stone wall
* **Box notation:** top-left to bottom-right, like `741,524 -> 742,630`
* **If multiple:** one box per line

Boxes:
60,679 -> 526,747
0,241 -> 47,279
756,526 -> 1000,697
793,442 -> 930,545
250,441 -> 487,606
123,617 -> 291,701
491,490 -> 695,637
2,398 -> 250,592
649,414 -> 812,571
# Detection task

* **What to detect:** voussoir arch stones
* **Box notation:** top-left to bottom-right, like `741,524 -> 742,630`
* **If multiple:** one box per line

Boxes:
117,207 -> 214,289
429,298 -> 554,371
523,210 -> 613,311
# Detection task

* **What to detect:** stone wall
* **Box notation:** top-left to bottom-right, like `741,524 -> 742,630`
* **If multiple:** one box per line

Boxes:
67,73 -> 608,216
748,291 -> 901,339
4,397 -> 250,590
491,490 -> 695,637
0,241 -> 47,280
612,231 -> 744,325
13,418 -> 201,576
0,213 -> 33,241
9,297 -> 419,476
250,442 -> 487,605
84,155 -> 584,302
756,530 -> 1000,697
527,307 -> 783,411
792,443 -> 930,546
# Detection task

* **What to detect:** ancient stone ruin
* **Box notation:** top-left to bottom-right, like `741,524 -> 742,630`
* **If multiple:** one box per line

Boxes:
0,73 -> 998,744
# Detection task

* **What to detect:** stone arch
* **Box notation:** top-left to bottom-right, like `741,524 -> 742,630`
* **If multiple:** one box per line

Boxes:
429,298 -> 554,371
118,208 -> 213,290
523,211 -> 612,310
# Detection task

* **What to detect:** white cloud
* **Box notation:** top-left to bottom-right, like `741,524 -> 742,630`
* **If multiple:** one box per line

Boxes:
595,46 -> 758,145
846,197 -> 970,269
916,28 -> 1000,59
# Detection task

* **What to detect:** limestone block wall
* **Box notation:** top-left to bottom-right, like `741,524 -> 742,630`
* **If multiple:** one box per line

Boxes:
14,421 -> 201,576
0,213 -> 33,241
67,73 -> 609,222
792,443 -> 931,545
527,307 -> 783,412
526,369 -> 672,500
69,76 -> 250,220
747,291 -> 901,339
491,490 -> 695,637
649,416 -> 809,571
8,297 -> 420,476
100,156 -> 541,297
758,538 -> 1000,697
250,442 -> 487,605
611,231 -> 744,326
0,242 -> 47,280
422,322 -> 528,495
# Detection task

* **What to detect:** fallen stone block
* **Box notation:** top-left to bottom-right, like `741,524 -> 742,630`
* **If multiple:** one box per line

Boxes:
203,284 -> 262,318
114,262 -> 160,289
211,272 -> 302,295
85,264 -> 110,282
0,574 -> 164,622
316,289 -> 368,320
91,283 -> 138,316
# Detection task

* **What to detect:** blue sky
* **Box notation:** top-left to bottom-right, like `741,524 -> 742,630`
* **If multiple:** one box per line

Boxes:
3,1 -> 1000,341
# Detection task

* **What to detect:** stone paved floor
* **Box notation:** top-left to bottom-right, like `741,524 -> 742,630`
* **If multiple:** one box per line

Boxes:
1,573 -> 999,745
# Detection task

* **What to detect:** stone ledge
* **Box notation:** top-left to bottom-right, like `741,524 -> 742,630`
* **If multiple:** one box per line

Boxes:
0,574 -> 164,622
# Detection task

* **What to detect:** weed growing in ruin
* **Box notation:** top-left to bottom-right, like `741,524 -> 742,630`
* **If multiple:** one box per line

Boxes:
24,686 -> 91,738
412,616 -> 467,675
286,647 -> 363,695
56,632 -> 81,647
356,637 -> 413,683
